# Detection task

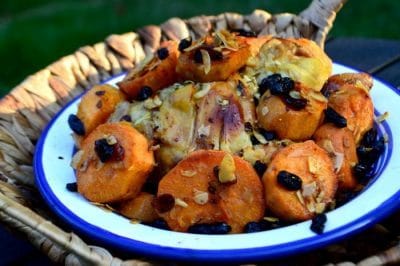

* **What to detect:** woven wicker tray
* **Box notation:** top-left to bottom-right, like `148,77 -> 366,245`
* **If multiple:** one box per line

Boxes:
1,0 -> 400,264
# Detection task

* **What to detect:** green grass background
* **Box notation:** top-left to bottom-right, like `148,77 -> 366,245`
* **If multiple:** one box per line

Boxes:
0,0 -> 399,96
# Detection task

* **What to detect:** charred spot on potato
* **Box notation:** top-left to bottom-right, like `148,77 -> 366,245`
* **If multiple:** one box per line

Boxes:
68,114 -> 85,136
94,138 -> 125,163
310,213 -> 327,234
157,47 -> 169,60
188,222 -> 231,234
153,193 -> 175,213
253,160 -> 267,177
232,29 -> 257,37
137,86 -> 153,101
66,182 -> 78,192
324,107 -> 347,128
277,170 -> 302,190
178,37 -> 192,52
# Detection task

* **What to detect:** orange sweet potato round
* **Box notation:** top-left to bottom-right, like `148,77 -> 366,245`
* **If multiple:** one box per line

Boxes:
313,123 -> 359,191
118,40 -> 179,99
262,140 -> 337,221
118,192 -> 159,222
157,150 -> 265,233
176,34 -> 252,82
76,122 -> 154,203
256,84 -> 327,141
76,84 -> 126,137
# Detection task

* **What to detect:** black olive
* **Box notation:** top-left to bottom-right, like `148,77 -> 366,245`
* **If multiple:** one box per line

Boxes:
66,182 -> 78,192
142,218 -> 170,230
136,86 -> 153,101
353,163 -> 371,180
283,95 -> 307,110
243,221 -> 268,233
277,171 -> 302,190
324,107 -> 347,128
259,128 -> 276,141
94,138 -> 115,162
188,222 -> 231,234
361,128 -> 378,147
336,191 -> 357,207
156,47 -> 169,60
68,114 -> 85,136
232,29 -> 257,37
178,37 -> 192,52
310,213 -> 327,234
281,77 -> 295,92
259,74 -> 293,96
253,160 -> 267,177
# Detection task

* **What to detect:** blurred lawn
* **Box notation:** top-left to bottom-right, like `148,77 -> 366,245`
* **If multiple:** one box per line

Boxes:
0,0 -> 399,96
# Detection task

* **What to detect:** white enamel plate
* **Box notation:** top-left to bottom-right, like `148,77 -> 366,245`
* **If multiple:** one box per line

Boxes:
34,63 -> 400,263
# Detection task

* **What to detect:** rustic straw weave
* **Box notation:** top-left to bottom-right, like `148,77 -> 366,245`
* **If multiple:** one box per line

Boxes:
1,0 -> 399,265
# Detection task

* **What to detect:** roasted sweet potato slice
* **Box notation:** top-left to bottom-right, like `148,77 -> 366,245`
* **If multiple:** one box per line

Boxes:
313,123 -> 359,191
118,41 -> 179,99
157,150 -> 265,233
118,192 -> 159,222
75,122 -> 154,203
76,84 -> 126,137
262,140 -> 337,221
176,31 -> 252,82
323,72 -> 373,95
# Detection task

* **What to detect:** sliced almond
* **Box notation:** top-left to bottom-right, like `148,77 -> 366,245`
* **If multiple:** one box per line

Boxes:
200,49 -> 211,74
193,189 -> 209,205
181,170 -> 197,177
175,198 -> 188,208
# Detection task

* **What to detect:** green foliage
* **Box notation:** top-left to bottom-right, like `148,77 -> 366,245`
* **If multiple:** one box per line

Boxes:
0,0 -> 398,96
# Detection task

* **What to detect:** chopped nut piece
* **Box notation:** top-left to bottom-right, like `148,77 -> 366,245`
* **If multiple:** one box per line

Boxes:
218,153 -> 237,183
263,216 -> 279,223
333,151 -> 344,173
194,83 -> 211,99
106,135 -> 117,145
253,131 -> 267,144
193,189 -> 209,205
181,170 -> 197,177
296,190 -> 305,205
71,150 -> 84,170
306,201 -> 316,213
302,182 -> 317,197
200,49 -> 211,74
261,106 -> 269,116
175,198 -> 188,208
315,202 -> 326,214
308,156 -> 321,174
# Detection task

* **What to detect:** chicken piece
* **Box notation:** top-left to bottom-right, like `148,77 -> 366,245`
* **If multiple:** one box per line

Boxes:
313,123 -> 359,191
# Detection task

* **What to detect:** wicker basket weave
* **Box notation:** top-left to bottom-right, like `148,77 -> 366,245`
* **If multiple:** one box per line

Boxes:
1,0 -> 400,264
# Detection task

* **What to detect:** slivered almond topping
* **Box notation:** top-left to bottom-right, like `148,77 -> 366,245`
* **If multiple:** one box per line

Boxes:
183,39 -> 205,52
315,203 -> 326,214
289,90 -> 301,99
181,170 -> 197,177
193,189 -> 209,205
296,190 -> 305,205
194,83 -> 211,99
316,191 -> 325,203
376,111 -> 389,123
309,91 -> 328,102
71,150 -> 84,170
197,124 -> 210,137
253,131 -> 267,144
322,139 -> 335,153
261,106 -> 269,116
263,217 -> 279,222
302,182 -> 317,197
306,201 -> 316,213
200,49 -> 211,74
218,153 -> 236,183
105,135 -> 117,145
175,198 -> 188,208
333,151 -> 344,173
308,156 -> 321,174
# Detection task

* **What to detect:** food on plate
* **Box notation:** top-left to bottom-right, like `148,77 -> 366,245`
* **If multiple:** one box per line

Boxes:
118,192 -> 159,222
262,140 -> 337,221
69,84 -> 126,146
156,150 -> 264,233
256,80 -> 327,141
118,41 -> 179,99
313,123 -> 359,190
67,31 -> 385,234
73,122 -> 154,203
324,77 -> 374,143
176,30 -> 264,82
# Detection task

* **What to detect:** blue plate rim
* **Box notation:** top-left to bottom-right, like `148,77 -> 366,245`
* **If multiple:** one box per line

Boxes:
33,63 -> 400,263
